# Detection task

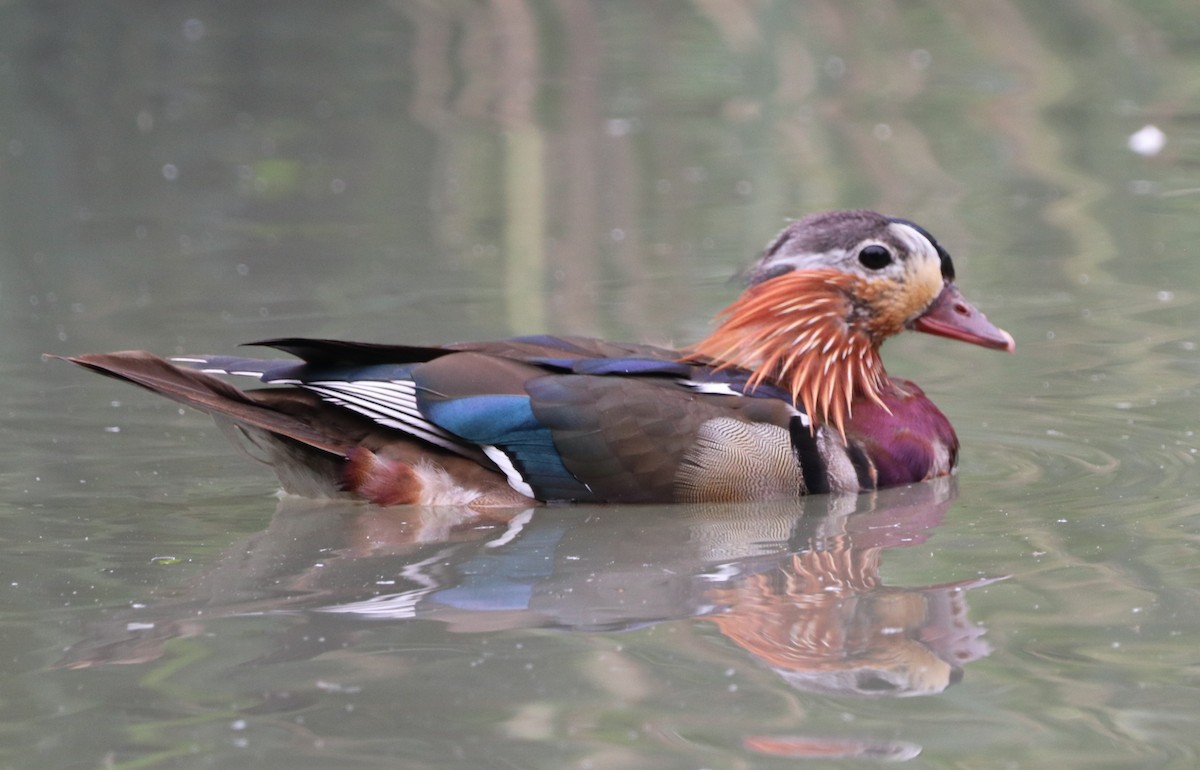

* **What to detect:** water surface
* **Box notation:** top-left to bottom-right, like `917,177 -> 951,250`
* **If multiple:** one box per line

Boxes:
4,2 -> 1200,768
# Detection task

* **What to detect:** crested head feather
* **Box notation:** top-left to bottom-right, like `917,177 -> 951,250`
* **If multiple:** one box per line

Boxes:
689,269 -> 890,439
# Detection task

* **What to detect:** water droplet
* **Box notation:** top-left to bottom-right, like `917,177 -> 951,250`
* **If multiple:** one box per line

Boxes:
824,55 -> 846,78
605,118 -> 632,138
1128,124 -> 1165,156
182,18 -> 206,42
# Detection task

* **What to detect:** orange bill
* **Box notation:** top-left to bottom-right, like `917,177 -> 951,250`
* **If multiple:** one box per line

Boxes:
911,282 -> 1015,352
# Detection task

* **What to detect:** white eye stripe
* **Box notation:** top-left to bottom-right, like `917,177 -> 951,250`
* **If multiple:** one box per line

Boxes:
886,222 -> 938,261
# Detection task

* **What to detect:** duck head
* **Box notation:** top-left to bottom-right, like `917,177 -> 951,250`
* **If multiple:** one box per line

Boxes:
691,210 -> 1014,437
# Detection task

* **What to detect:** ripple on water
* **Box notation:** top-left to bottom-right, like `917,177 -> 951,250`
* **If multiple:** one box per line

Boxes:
961,281 -> 1200,502
963,389 -> 1199,504
964,411 -> 1121,492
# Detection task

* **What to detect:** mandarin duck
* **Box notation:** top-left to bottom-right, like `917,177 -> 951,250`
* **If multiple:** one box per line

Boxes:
57,210 -> 1013,507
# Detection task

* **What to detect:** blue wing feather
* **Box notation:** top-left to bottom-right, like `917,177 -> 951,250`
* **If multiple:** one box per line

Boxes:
423,395 -> 540,443
571,358 -> 693,377
424,395 -> 593,501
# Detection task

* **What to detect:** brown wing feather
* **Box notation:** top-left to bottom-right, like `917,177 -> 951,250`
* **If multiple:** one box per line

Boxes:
53,352 -> 350,455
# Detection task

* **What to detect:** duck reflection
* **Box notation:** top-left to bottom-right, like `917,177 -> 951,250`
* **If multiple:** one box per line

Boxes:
62,478 -> 997,700
703,501 -> 995,698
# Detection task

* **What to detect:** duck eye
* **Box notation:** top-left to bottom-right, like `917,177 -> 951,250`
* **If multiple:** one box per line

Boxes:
858,244 -> 893,270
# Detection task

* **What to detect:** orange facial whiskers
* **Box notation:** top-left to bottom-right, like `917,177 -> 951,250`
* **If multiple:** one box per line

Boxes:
689,270 -> 889,439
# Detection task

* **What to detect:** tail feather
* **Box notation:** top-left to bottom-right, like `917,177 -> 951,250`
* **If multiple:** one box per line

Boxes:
53,351 -> 349,456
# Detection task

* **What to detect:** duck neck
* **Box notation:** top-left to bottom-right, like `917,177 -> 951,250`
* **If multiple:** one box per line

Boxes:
690,271 -> 890,438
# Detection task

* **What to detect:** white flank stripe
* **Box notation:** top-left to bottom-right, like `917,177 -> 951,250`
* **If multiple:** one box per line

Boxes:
482,445 -> 536,498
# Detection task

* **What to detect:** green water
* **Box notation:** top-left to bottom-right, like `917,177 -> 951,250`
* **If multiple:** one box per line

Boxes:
4,2 -> 1200,768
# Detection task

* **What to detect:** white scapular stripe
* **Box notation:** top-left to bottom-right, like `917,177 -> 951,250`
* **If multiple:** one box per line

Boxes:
678,379 -> 742,396
679,379 -> 811,427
